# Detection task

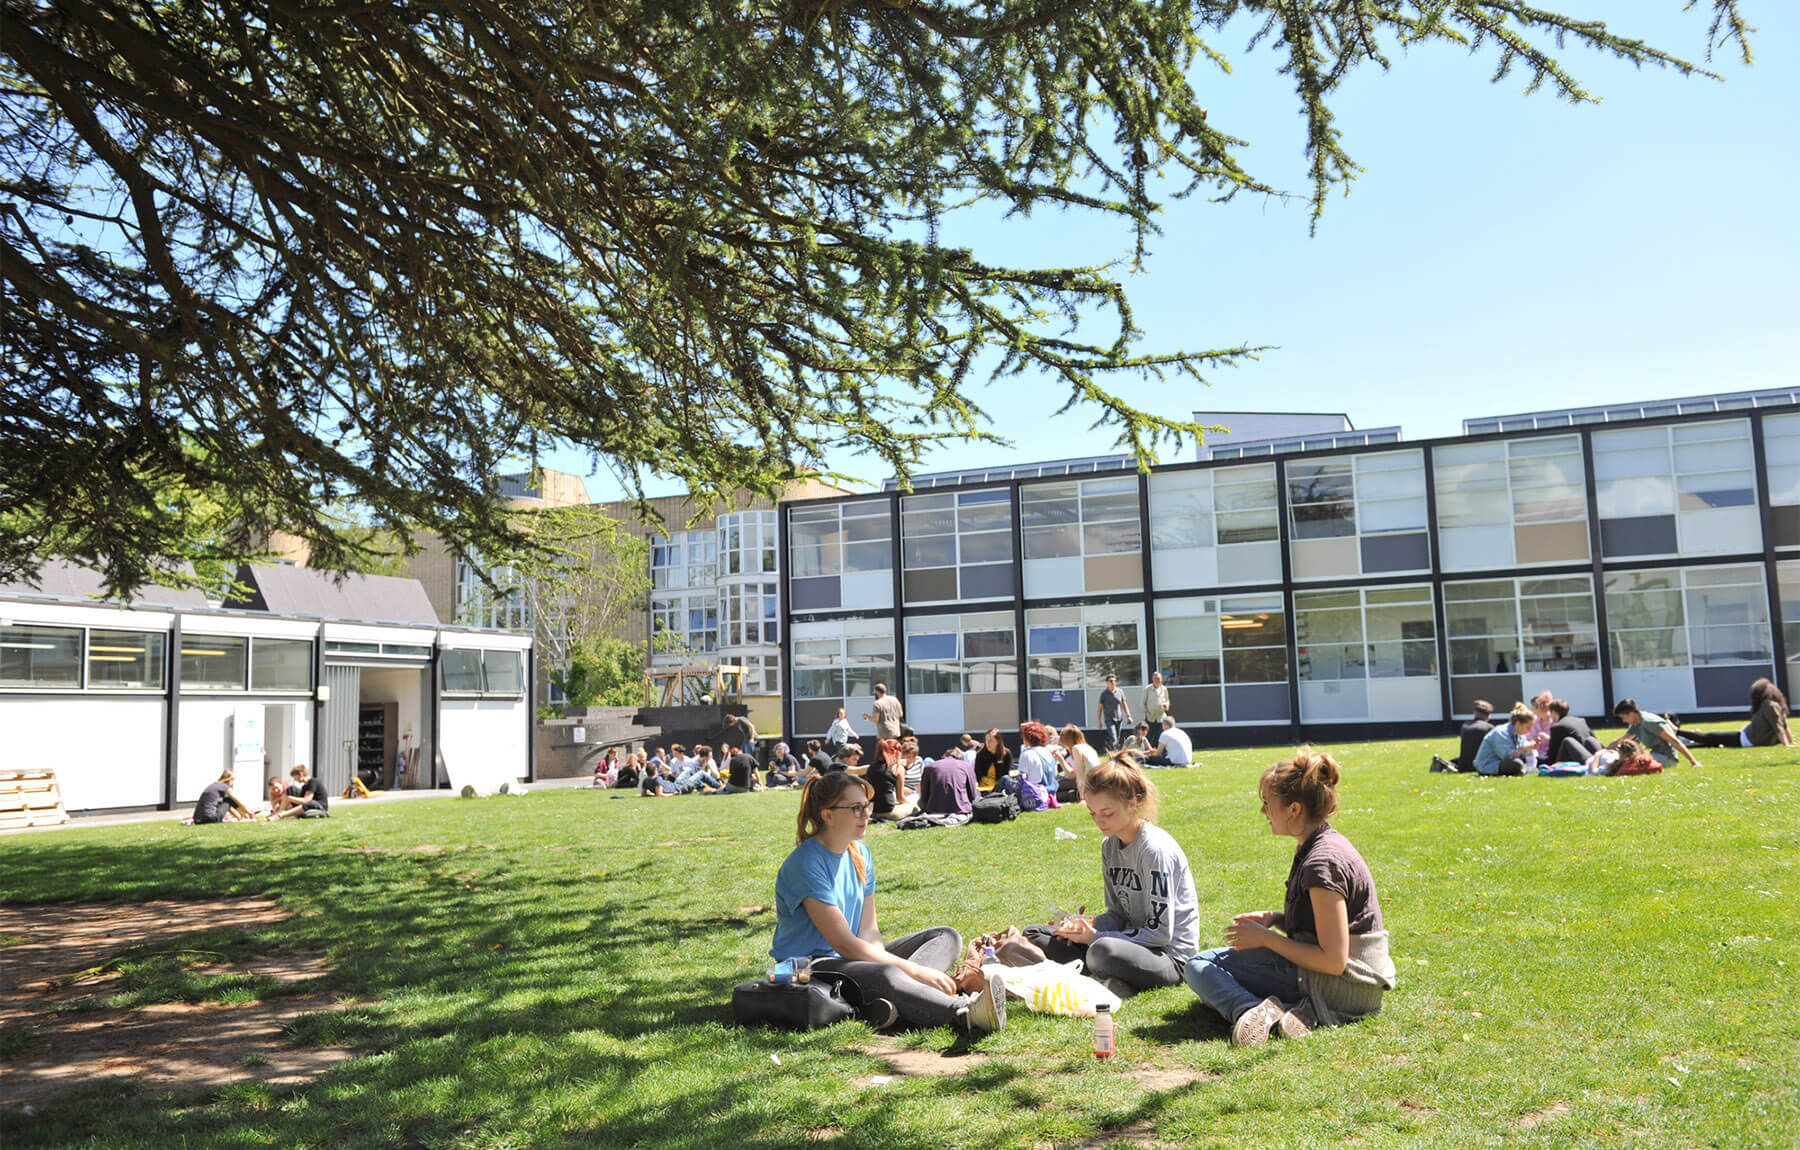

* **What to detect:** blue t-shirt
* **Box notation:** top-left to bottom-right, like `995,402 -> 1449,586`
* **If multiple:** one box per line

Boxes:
771,837 -> 875,959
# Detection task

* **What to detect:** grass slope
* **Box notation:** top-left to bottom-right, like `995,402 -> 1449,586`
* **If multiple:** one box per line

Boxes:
1,732 -> 1795,1148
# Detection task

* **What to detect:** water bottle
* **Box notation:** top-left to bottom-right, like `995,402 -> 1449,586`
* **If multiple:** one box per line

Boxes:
1093,1002 -> 1114,1059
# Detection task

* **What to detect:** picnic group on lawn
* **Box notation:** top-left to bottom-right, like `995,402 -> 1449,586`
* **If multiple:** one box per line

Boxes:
743,675 -> 1780,1046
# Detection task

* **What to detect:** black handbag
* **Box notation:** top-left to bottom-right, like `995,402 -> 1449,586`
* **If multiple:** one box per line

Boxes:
731,970 -> 862,1030
971,792 -> 1019,823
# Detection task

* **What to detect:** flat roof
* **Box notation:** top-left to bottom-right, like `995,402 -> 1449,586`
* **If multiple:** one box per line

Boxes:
1463,386 -> 1800,434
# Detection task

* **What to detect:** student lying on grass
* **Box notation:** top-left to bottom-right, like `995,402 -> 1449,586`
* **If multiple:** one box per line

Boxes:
1023,754 -> 1200,998
1184,747 -> 1395,1046
771,773 -> 1005,1033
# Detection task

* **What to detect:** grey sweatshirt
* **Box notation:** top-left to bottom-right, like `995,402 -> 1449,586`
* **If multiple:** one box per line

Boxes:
1091,822 -> 1201,962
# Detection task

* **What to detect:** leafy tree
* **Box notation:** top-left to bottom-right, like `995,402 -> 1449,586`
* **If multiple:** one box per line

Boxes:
553,636 -> 648,710
1,0 -> 1754,595
456,504 -> 652,684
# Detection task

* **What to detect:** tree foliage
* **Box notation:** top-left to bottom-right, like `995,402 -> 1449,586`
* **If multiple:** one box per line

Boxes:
552,636 -> 647,710
1,0 -> 1754,595
457,504 -> 652,682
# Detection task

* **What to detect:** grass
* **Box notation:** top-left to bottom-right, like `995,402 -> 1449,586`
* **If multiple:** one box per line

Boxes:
0,729 -> 1795,1148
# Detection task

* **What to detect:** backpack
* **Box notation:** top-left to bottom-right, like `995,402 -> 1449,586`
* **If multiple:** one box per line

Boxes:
971,792 -> 1019,823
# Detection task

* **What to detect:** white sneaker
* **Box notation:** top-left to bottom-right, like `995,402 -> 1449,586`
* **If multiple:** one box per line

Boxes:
1278,999 -> 1317,1039
1231,996 -> 1283,1047
965,970 -> 1007,1032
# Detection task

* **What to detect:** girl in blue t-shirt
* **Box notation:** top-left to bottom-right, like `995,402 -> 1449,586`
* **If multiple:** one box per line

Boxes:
771,773 -> 1005,1033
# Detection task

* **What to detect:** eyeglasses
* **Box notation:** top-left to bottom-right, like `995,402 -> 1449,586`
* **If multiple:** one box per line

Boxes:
828,803 -> 873,817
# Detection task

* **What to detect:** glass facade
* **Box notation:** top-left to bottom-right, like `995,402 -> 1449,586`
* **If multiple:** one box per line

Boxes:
782,402 -> 1800,735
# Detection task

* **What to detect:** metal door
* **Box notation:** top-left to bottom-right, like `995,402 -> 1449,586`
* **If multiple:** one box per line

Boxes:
319,665 -> 362,795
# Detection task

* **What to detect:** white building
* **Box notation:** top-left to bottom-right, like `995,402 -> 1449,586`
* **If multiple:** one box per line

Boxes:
0,562 -> 534,814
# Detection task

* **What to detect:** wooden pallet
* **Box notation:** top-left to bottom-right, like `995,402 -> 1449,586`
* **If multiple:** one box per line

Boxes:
0,769 -> 68,830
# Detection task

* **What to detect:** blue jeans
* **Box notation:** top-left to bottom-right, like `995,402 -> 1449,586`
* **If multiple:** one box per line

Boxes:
1103,719 -> 1125,751
1183,945 -> 1303,1024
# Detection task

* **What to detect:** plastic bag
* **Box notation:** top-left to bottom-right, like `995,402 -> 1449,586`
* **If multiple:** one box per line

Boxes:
997,959 -> 1123,1017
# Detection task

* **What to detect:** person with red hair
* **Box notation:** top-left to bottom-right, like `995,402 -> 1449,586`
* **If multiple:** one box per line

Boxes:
867,737 -> 916,821
1015,721 -> 1061,811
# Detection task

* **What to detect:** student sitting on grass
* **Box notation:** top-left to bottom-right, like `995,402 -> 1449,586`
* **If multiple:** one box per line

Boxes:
1543,699 -> 1603,765
772,773 -> 1004,1033
1472,703 -> 1537,776
193,769 -> 258,824
675,747 -> 723,793
640,760 -> 679,796
974,727 -> 1013,793
275,764 -> 329,818
1015,721 -> 1061,810
867,738 -> 915,821
1184,747 -> 1395,1045
1681,678 -> 1793,749
1609,699 -> 1701,770
1023,755 -> 1199,998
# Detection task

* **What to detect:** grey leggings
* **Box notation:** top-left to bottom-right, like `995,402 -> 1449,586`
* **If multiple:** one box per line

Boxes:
1024,925 -> 1186,992
812,926 -> 965,1028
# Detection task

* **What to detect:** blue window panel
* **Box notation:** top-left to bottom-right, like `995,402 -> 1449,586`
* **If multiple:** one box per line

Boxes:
1224,683 -> 1290,722
1029,626 -> 1080,655
906,633 -> 958,660
1030,688 -> 1087,728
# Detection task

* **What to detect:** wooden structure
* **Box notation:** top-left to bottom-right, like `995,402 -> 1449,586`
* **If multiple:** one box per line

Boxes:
0,769 -> 69,830
646,663 -> 745,708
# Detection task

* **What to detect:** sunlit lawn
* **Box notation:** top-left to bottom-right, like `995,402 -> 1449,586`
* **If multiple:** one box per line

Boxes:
2,728 -> 1796,1148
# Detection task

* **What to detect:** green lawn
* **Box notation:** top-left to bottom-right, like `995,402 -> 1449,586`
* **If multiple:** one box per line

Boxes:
2,731 -> 1796,1148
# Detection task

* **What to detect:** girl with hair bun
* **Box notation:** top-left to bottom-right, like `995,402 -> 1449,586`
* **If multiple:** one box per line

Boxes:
1025,754 -> 1199,995
770,773 -> 1005,1033
1183,746 -> 1395,1046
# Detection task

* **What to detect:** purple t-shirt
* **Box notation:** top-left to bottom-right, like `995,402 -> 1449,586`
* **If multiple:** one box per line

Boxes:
1285,824 -> 1383,938
918,756 -> 980,815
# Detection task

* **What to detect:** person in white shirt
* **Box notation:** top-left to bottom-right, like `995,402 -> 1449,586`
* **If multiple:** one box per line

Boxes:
1144,715 -> 1194,768
825,707 -> 857,750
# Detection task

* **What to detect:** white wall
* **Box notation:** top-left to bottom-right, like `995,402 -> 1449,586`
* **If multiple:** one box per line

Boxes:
1,697 -> 164,811
439,697 -> 528,794
176,698 -> 241,803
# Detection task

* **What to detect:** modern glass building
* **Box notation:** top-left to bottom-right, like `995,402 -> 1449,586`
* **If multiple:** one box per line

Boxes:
780,389 -> 1800,745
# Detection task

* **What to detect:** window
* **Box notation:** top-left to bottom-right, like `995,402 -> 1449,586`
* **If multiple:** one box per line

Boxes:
1287,450 -> 1429,579
0,625 -> 83,688
650,536 -> 681,591
1146,464 -> 1283,590
719,511 -> 779,576
788,622 -> 898,734
1592,419 -> 1757,558
1152,594 -> 1289,724
1020,475 -> 1143,596
87,629 -> 166,690
1434,435 -> 1589,570
250,637 -> 312,691
181,634 -> 249,690
685,529 -> 717,587
719,582 -> 780,648
1024,607 -> 1143,728
788,501 -> 895,612
901,488 -> 1014,604
650,592 -> 717,661
1761,413 -> 1800,549
1605,564 -> 1772,712
440,649 -> 526,696
1293,586 -> 1437,721
454,556 -> 532,631
1443,576 -> 1602,716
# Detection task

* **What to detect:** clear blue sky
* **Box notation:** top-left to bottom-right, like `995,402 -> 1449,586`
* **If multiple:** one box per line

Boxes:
551,2 -> 1798,501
